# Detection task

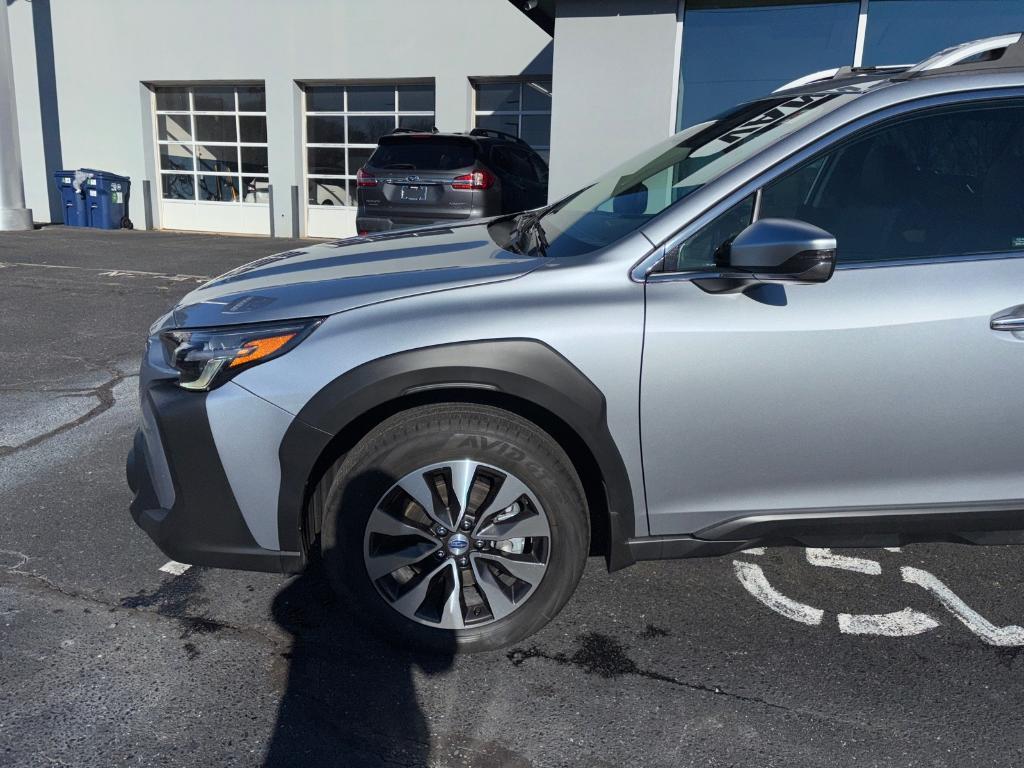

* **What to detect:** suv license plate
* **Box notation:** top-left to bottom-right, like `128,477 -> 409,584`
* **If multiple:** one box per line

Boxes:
400,185 -> 427,201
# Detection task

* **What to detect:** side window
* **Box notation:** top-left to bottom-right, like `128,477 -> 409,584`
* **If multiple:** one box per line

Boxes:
760,100 -> 1024,263
663,195 -> 755,272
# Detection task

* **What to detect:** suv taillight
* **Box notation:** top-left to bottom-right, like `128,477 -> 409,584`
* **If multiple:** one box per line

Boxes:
356,168 -> 377,187
452,169 -> 495,190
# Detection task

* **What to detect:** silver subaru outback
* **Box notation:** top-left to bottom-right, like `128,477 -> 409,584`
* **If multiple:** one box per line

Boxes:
128,35 -> 1024,652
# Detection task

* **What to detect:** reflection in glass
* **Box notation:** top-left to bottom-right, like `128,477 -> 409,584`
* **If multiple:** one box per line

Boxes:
161,173 -> 194,200
308,179 -> 353,207
476,82 -> 520,111
198,174 -> 240,202
243,176 -> 270,204
678,1 -> 858,128
307,115 -> 346,144
195,114 -> 237,143
237,86 -> 267,112
196,144 -> 240,173
158,114 -> 192,143
155,87 -> 189,112
863,0 -> 1024,65
522,80 -> 552,111
398,84 -> 434,112
239,116 -> 268,143
307,147 -> 347,175
193,86 -> 235,111
398,115 -> 436,132
348,115 -> 396,144
240,146 -> 269,174
159,143 -> 194,171
521,114 -> 551,147
347,85 -> 395,112
306,86 -> 345,112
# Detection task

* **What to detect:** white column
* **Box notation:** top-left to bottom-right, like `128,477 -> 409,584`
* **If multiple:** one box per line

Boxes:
0,0 -> 32,230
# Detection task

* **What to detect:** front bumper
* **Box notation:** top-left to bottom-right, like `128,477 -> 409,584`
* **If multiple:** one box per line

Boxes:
127,380 -> 304,574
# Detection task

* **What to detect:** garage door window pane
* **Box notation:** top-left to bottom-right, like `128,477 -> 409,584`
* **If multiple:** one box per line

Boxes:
240,146 -> 269,174
237,86 -> 267,112
306,86 -> 344,112
158,114 -> 192,143
239,116 -> 267,143
522,80 -> 552,111
476,114 -> 519,137
476,82 -> 520,111
161,173 -> 194,200
195,115 -> 237,143
243,177 -> 270,203
308,179 -> 353,207
398,115 -> 435,132
521,114 -> 550,147
196,144 -> 239,173
198,174 -> 240,202
398,84 -> 434,112
348,148 -> 374,174
308,147 -> 347,175
193,86 -> 235,112
348,115 -> 396,145
155,87 -> 189,111
347,85 -> 395,112
307,116 -> 346,144
160,143 -> 194,171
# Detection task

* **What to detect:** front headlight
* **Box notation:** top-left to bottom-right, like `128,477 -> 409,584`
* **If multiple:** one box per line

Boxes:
160,318 -> 323,391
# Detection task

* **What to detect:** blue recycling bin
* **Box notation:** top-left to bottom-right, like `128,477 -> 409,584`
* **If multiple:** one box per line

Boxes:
80,169 -> 131,229
53,170 -> 89,227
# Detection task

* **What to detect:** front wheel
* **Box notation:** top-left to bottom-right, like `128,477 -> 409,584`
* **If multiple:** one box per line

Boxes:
320,404 -> 589,653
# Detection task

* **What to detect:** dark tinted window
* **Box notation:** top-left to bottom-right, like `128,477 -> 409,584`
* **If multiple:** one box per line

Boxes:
664,195 -> 755,272
760,100 -> 1024,262
368,140 -> 476,171
491,146 -> 539,182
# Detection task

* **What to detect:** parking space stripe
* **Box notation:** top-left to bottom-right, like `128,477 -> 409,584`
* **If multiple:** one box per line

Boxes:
805,547 -> 883,575
838,607 -> 939,636
733,561 -> 824,626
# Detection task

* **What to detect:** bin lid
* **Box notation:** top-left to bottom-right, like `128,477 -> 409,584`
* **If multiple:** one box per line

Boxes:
79,168 -> 131,182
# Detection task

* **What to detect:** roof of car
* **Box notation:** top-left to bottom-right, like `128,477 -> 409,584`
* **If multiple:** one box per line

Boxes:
380,127 -> 532,147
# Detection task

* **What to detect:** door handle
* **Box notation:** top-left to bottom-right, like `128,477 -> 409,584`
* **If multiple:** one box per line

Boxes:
991,304 -> 1024,331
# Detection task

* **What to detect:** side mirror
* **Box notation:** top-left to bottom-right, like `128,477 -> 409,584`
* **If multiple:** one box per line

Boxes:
726,218 -> 836,284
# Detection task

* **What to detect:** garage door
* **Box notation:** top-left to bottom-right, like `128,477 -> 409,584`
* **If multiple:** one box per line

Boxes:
154,84 -> 271,235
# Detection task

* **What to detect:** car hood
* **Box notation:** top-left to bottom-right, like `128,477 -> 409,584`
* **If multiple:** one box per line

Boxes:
169,222 -> 543,328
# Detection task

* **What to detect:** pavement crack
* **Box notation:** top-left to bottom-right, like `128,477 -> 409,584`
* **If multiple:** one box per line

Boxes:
508,632 -> 874,727
0,371 -> 137,458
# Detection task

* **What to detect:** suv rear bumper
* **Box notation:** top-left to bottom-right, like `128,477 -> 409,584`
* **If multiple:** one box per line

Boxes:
127,382 -> 304,575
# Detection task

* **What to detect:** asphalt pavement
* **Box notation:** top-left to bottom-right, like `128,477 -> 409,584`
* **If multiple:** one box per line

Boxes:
2,226 -> 1023,767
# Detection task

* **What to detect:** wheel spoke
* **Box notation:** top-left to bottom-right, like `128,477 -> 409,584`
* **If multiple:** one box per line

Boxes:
476,508 -> 550,541
446,459 -> 478,530
365,542 -> 437,581
474,474 -> 533,528
366,510 -> 439,542
474,551 -> 546,585
471,557 -> 517,619
390,558 -> 450,618
396,472 -> 447,530
437,561 -> 465,630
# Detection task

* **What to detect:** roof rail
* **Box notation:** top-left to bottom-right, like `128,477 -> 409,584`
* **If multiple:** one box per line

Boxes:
468,127 -> 528,146
774,64 -> 910,93
894,32 -> 1024,79
388,126 -> 438,135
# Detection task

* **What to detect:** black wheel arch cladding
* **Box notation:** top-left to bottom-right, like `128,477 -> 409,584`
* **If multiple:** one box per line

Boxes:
276,339 -> 637,571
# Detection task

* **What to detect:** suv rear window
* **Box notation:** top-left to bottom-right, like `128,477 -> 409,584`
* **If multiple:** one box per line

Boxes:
367,138 -> 477,172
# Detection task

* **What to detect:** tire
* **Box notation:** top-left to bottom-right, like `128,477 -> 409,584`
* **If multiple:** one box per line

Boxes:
320,403 -> 589,653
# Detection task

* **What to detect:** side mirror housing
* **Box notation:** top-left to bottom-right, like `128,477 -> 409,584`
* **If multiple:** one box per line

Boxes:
694,218 -> 836,294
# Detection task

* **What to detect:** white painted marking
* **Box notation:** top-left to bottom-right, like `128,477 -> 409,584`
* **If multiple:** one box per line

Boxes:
733,561 -> 824,626
838,607 -> 939,637
159,561 -> 191,576
902,566 -> 1024,646
742,547 -> 766,556
884,547 -> 902,553
805,547 -> 882,575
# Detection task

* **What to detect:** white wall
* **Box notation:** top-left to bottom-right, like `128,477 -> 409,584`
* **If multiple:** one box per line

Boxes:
7,0 -> 552,235
547,0 -> 679,199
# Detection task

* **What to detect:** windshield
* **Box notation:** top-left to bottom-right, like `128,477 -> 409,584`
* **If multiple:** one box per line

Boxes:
523,91 -> 857,258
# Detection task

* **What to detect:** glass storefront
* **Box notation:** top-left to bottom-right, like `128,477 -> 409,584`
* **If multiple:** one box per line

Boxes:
678,0 -> 1024,130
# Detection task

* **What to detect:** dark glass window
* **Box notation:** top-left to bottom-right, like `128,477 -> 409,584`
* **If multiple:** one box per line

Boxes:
194,115 -> 237,143
347,115 -> 396,144
864,0 -> 1024,66
476,82 -> 520,111
368,140 -> 476,171
240,146 -> 269,174
239,116 -> 268,143
347,85 -> 395,112
196,144 -> 239,174
307,147 -> 347,175
237,86 -> 267,112
306,86 -> 345,112
398,84 -> 434,112
157,114 -> 192,143
193,86 -> 235,111
155,87 -> 189,111
159,144 -> 194,172
306,116 -> 346,144
161,173 -> 194,200
664,196 -> 755,272
759,100 -> 1024,262
678,0 -> 859,129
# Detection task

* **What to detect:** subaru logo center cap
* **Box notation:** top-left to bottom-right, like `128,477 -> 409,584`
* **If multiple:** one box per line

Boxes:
447,534 -> 470,556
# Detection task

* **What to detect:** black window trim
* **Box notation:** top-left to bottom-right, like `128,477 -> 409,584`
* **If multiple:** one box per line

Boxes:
638,86 -> 1024,283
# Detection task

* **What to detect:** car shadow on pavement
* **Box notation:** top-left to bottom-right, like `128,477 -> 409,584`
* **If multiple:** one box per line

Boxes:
265,563 -> 454,767
264,467 -> 456,768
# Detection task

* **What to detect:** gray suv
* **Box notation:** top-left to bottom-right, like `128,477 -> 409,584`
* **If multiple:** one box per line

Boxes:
128,35 -> 1024,652
355,128 -> 548,234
